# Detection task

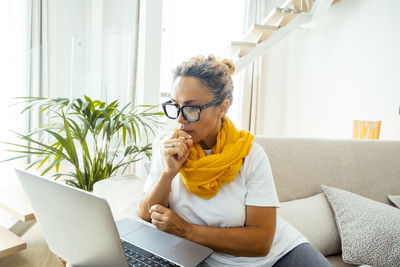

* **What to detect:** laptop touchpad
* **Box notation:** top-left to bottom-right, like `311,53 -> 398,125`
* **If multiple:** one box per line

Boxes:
124,225 -> 181,254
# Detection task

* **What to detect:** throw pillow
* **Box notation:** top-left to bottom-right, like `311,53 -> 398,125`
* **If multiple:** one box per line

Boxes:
388,195 -> 400,208
322,185 -> 400,266
277,193 -> 341,256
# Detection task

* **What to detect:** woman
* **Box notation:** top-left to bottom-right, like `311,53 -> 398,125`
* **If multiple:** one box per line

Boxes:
139,55 -> 331,266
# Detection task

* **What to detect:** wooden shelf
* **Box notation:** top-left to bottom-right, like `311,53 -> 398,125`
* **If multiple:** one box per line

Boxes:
0,225 -> 27,258
0,185 -> 35,222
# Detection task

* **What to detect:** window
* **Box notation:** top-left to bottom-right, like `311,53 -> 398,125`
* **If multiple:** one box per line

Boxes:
0,1 -> 29,188
159,0 -> 246,126
48,0 -> 139,104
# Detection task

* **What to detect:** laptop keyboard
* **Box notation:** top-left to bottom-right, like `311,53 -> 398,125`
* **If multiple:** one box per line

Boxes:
121,240 -> 180,267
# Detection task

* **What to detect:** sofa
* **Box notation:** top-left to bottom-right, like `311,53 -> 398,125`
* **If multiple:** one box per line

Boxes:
252,136 -> 400,266
2,136 -> 399,266
94,136 -> 400,267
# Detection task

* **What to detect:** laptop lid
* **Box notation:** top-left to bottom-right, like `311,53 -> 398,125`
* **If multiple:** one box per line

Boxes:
16,169 -> 128,267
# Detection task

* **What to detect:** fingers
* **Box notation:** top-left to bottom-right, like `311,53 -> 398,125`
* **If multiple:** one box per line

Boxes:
171,129 -> 192,140
164,135 -> 188,148
162,130 -> 193,172
164,139 -> 185,151
163,137 -> 188,160
151,218 -> 161,227
149,204 -> 167,214
150,204 -> 167,228
185,138 -> 193,149
150,213 -> 162,228
164,145 -> 185,160
148,205 -> 189,237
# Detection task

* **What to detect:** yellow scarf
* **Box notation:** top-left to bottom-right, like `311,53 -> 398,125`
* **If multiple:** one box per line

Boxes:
179,117 -> 254,199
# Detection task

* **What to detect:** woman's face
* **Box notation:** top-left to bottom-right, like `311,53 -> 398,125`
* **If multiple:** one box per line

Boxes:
171,76 -> 228,149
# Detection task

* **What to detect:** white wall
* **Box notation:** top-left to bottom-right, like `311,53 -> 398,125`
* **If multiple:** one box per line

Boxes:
259,0 -> 400,139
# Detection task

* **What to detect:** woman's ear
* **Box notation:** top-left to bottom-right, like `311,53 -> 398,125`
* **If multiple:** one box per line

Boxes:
218,99 -> 230,118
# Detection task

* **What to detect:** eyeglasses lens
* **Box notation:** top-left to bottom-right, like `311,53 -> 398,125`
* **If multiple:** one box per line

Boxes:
182,106 -> 199,121
165,104 -> 178,118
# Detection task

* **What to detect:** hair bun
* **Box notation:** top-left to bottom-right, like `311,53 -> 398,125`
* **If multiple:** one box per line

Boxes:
221,59 -> 235,75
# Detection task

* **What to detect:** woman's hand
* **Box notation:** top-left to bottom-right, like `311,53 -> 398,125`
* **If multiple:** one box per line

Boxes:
163,129 -> 193,176
138,130 -> 192,222
150,206 -> 276,257
149,204 -> 191,239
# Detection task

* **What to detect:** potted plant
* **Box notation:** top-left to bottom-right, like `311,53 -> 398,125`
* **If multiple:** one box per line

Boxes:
3,96 -> 163,191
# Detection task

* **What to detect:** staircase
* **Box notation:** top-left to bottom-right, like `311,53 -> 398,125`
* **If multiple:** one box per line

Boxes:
0,226 -> 27,258
230,0 -> 339,74
0,181 -> 36,259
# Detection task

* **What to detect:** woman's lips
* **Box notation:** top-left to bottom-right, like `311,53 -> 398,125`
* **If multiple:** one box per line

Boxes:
180,129 -> 193,136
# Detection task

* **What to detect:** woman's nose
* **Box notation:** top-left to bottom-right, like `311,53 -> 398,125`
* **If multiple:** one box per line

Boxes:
177,110 -> 188,124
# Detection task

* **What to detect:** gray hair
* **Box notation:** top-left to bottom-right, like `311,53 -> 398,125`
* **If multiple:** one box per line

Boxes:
173,55 -> 235,106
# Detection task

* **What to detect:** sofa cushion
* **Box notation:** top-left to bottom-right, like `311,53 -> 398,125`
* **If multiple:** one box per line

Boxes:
254,137 -> 400,204
322,185 -> 400,266
277,193 -> 341,256
388,195 -> 400,208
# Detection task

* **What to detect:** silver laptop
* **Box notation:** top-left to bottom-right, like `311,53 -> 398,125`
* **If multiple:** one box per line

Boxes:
15,169 -> 213,267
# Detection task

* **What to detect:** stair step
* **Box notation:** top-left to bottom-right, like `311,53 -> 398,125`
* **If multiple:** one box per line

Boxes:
289,0 -> 311,12
291,0 -> 302,11
261,7 -> 300,27
232,0 -> 334,74
243,24 -> 278,43
0,225 -> 27,258
231,41 -> 257,57
0,185 -> 35,222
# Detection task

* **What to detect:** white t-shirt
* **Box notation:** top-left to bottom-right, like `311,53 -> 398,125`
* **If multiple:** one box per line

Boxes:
143,141 -> 308,267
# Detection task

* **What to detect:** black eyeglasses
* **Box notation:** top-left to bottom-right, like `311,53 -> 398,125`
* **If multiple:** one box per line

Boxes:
161,99 -> 221,122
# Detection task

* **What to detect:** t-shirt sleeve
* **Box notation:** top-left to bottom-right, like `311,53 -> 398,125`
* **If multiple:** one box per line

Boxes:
243,142 -> 280,207
142,141 -> 165,193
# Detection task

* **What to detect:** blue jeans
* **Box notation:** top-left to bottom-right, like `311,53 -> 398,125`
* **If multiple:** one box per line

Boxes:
273,243 -> 332,267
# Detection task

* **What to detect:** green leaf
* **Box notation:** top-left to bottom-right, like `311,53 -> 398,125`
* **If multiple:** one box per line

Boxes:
65,180 -> 81,188
0,155 -> 30,163
45,130 -> 76,164
13,132 -> 70,161
41,158 -> 63,176
37,155 -> 51,169
122,127 -> 127,147
23,158 -> 41,169
61,111 -> 79,167
5,95 -> 163,192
